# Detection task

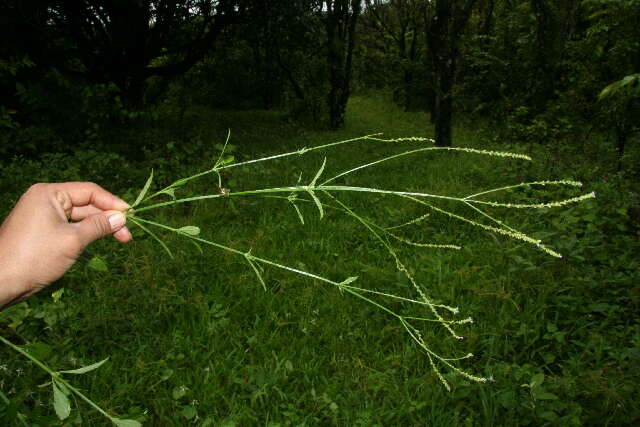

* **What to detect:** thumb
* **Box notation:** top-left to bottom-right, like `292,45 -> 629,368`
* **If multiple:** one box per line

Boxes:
73,211 -> 126,248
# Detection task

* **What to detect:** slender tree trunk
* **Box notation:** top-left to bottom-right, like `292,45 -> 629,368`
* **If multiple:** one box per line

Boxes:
325,0 -> 361,129
427,0 -> 454,146
478,0 -> 494,35
425,0 -> 475,146
615,124 -> 627,171
432,52 -> 455,147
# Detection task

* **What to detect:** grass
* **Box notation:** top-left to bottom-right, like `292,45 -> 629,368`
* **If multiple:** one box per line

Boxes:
1,94 -> 639,425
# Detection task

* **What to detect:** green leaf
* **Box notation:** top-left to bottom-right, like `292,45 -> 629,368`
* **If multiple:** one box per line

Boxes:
59,358 -> 109,375
132,169 -> 153,208
160,368 -> 174,381
620,74 -> 639,87
220,155 -> 235,165
190,239 -> 204,254
51,289 -> 64,303
340,277 -> 358,286
181,406 -> 198,420
87,255 -> 108,272
158,188 -> 176,200
24,342 -> 52,360
177,226 -> 201,236
310,157 -> 327,187
56,381 -> 71,396
530,373 -> 545,388
290,200 -> 305,225
534,391 -> 559,400
172,386 -> 187,400
598,82 -> 615,100
52,381 -> 71,420
246,256 -> 267,291
111,419 -> 142,427
307,190 -> 324,219
130,218 -> 173,259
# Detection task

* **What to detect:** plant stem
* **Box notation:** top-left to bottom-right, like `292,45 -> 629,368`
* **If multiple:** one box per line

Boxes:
0,336 -> 122,423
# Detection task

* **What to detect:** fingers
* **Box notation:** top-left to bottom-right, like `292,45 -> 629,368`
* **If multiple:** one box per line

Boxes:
69,205 -> 103,221
113,226 -> 132,243
54,182 -> 130,212
72,211 -> 127,248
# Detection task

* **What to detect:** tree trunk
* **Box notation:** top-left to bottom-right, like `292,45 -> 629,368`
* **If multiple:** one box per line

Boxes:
615,125 -> 627,171
478,0 -> 494,35
425,0 -> 476,146
433,53 -> 455,147
325,0 -> 361,130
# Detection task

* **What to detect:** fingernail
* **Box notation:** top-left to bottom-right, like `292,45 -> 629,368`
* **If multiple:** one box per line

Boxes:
108,213 -> 126,231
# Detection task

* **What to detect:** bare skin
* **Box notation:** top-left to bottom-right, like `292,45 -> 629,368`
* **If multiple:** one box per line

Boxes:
0,182 -> 132,308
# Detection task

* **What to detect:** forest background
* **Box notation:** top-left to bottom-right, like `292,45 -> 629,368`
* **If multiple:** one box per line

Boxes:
1,0 -> 639,425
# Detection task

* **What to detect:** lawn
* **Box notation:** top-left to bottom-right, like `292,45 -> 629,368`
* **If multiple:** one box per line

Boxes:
1,95 -> 639,426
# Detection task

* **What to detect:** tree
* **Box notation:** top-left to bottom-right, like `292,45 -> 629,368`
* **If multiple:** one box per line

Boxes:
241,0 -> 324,110
323,0 -> 363,129
3,1 -> 240,108
362,0 -> 427,111
425,0 -> 477,147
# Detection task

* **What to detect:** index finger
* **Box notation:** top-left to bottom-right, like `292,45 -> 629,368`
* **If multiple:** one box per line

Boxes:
54,182 -> 130,212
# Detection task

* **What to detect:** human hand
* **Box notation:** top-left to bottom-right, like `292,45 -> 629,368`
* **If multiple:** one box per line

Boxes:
0,182 -> 132,308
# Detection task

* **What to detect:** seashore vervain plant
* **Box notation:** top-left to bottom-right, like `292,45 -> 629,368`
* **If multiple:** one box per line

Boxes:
1,133 -> 595,424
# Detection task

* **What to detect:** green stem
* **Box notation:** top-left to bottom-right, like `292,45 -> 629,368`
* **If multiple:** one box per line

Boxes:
0,335 -> 53,374
216,133 -> 383,173
131,185 -> 462,215
0,336 -> 116,422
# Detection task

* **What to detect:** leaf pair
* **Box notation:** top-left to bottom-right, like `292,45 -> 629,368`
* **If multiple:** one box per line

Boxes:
51,359 -> 141,426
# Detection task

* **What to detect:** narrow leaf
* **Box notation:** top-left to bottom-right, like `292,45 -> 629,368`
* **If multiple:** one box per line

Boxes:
177,226 -> 201,236
111,419 -> 142,427
130,218 -> 173,259
598,84 -> 614,100
310,157 -> 327,187
52,381 -> 71,420
221,155 -> 235,165
290,201 -> 305,225
55,380 -> 71,396
246,257 -> 267,291
213,129 -> 232,167
340,277 -> 358,285
620,74 -> 637,87
158,188 -> 176,200
190,239 -> 203,254
132,169 -> 153,208
307,190 -> 324,219
59,358 -> 109,375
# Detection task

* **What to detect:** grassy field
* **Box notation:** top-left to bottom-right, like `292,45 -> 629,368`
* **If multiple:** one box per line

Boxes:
1,95 -> 639,426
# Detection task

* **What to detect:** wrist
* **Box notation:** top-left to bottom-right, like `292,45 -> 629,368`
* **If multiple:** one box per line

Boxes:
0,254 -> 32,310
